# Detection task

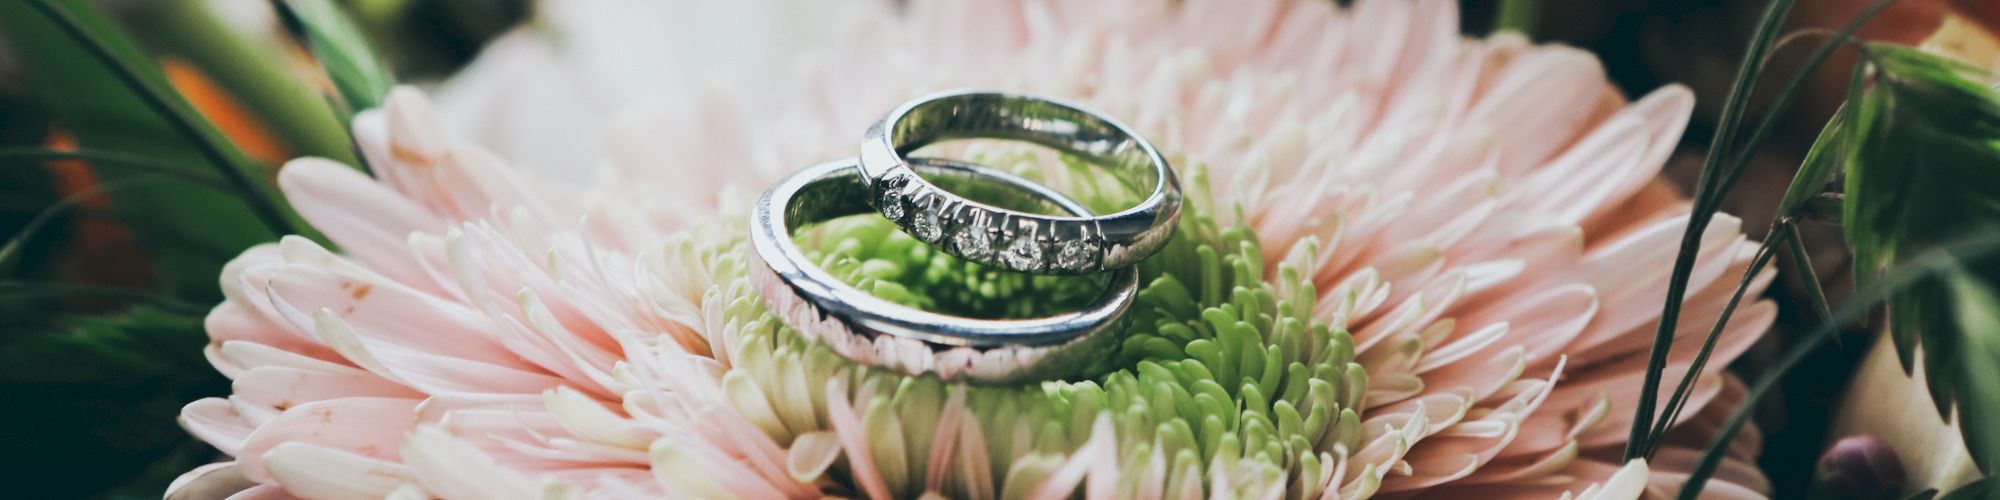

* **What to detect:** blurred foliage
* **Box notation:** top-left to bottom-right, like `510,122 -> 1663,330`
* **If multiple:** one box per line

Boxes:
0,0 -> 516,496
0,1 -> 270,496
0,89 -> 62,286
0,0 -> 289,301
0,306 -> 223,499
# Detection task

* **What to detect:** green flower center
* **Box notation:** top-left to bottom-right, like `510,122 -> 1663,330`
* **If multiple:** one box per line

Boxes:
699,154 -> 1381,498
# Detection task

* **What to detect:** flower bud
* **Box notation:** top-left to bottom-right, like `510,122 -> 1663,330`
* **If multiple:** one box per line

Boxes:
1816,435 -> 1907,499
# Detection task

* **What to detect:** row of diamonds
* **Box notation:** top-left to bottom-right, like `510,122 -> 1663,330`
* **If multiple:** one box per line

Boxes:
876,171 -> 1105,273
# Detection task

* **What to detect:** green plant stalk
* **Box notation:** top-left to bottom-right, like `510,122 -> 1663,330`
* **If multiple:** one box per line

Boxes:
120,0 -> 359,165
1783,223 -> 1835,326
1494,0 -> 1540,36
1678,302 -> 1839,500
1721,0 -> 1898,203
1626,0 -> 1798,461
1643,5 -> 1893,456
1634,0 -> 1893,461
1646,231 -> 1783,454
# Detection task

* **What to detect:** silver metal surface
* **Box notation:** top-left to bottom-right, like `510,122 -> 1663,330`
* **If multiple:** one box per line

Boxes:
859,91 -> 1182,274
750,158 -> 1137,383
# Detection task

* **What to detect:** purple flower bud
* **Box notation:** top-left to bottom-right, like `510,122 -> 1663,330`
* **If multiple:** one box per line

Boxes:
1816,435 -> 1907,499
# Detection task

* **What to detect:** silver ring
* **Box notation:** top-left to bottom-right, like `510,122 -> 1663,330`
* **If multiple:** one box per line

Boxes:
859,91 -> 1182,274
750,158 -> 1137,383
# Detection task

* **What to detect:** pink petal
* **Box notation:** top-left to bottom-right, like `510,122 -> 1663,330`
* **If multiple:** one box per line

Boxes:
181,398 -> 257,456
236,397 -> 421,483
277,158 -> 446,289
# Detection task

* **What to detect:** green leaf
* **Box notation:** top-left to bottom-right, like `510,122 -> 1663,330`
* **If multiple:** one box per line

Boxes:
1492,0 -> 1540,37
1783,224 -> 1835,326
0,0 -> 311,300
1947,274 -> 2000,474
1844,46 -> 2000,287
1779,102 -> 1855,219
1837,43 -> 2000,471
274,0 -> 397,115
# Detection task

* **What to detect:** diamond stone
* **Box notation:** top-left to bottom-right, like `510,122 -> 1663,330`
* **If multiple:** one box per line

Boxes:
954,226 -> 994,261
913,206 -> 944,242
1055,238 -> 1099,271
1003,236 -> 1043,271
878,187 -> 904,221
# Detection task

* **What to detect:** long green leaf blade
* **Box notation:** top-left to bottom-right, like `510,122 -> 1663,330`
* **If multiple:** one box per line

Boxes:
1627,0 -> 1798,461
1947,273 -> 2000,475
1644,2 -> 1894,460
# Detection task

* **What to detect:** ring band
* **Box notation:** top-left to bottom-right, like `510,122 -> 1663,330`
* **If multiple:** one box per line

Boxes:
859,91 -> 1182,274
750,158 -> 1137,382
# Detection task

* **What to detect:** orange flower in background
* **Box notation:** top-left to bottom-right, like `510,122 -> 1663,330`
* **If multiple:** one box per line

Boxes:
161,59 -> 292,166
35,58 -> 296,301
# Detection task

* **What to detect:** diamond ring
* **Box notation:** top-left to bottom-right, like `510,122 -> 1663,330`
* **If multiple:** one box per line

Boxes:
749,158 -> 1137,382
859,91 -> 1182,274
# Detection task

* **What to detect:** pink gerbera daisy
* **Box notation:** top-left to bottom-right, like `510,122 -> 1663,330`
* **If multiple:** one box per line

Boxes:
171,1 -> 1772,498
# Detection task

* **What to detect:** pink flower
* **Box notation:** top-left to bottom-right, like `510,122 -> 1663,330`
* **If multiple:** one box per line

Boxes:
173,1 -> 1773,498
